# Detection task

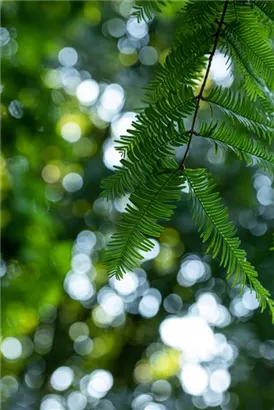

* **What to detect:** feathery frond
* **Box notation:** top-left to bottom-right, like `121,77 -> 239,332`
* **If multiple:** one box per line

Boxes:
199,122 -> 274,176
101,121 -> 188,200
253,1 -> 274,32
132,0 -> 169,21
147,2 -> 225,102
101,0 -> 274,322
104,160 -> 182,279
186,168 -> 274,320
224,4 -> 274,91
176,1 -> 224,35
117,85 -> 195,155
221,35 -> 266,100
145,43 -> 208,104
145,30 -> 209,103
204,87 -> 274,143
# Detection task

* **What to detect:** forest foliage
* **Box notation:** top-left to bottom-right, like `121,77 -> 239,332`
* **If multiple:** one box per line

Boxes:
102,0 -> 274,320
1,2 -> 274,410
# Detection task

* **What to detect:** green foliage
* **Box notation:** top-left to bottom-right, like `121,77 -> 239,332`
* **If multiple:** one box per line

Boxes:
204,87 -> 274,142
104,159 -> 183,278
145,33 -> 209,103
254,0 -> 274,24
185,168 -> 274,317
117,85 -> 196,155
224,3 -> 274,92
132,0 -> 169,21
101,121 -> 188,199
3,2 -> 274,408
176,1 -> 224,32
199,122 -> 274,176
102,1 -> 274,320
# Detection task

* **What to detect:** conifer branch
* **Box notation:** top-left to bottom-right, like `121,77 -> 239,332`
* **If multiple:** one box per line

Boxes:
179,0 -> 229,170
102,0 -> 274,320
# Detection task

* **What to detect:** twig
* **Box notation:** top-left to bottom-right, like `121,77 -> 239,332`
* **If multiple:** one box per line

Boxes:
178,0 -> 229,171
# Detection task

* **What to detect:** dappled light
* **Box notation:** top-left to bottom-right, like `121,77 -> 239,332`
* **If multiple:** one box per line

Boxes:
1,1 -> 274,410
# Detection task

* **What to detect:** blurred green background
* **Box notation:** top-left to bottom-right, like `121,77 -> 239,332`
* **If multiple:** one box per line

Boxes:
1,1 -> 274,410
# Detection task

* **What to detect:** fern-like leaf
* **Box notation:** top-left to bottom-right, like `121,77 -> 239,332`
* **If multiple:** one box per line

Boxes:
102,0 -> 274,322
132,0 -> 168,21
252,0 -> 274,27
176,2 -> 224,36
221,35 -> 266,100
225,4 -> 274,91
145,41 -> 208,103
186,168 -> 274,320
104,160 -> 182,278
204,87 -> 274,143
101,121 -> 188,199
199,122 -> 274,176
117,85 -> 195,155
147,2 -> 225,102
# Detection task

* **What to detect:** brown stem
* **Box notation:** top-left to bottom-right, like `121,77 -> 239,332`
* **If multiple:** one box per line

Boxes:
178,0 -> 229,171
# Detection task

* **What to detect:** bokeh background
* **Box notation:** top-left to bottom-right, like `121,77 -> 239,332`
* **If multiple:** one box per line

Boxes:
1,1 -> 274,410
